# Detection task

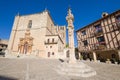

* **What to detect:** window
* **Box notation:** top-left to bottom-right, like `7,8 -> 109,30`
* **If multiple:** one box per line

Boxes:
52,38 -> 54,43
95,24 -> 102,33
83,40 -> 88,46
97,36 -> 105,45
116,15 -> 120,21
97,36 -> 105,42
81,30 -> 86,35
28,20 -> 32,28
116,15 -> 120,26
52,52 -> 54,55
48,39 -> 49,43
0,49 -> 2,51
50,46 -> 52,48
111,23 -> 118,31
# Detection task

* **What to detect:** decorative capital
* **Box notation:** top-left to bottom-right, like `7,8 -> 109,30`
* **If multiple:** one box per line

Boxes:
66,8 -> 74,28
66,8 -> 74,21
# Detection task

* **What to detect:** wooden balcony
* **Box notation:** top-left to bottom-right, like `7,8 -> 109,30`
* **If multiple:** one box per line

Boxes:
92,42 -> 106,50
97,45 -> 106,50
94,31 -> 103,37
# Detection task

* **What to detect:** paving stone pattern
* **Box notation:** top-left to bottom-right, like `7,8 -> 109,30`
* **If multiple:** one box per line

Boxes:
0,58 -> 120,80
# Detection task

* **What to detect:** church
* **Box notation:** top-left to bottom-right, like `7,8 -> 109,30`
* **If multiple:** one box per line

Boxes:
8,10 -> 66,59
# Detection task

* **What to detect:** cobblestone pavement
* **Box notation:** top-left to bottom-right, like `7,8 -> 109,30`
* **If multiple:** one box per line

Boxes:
0,58 -> 120,80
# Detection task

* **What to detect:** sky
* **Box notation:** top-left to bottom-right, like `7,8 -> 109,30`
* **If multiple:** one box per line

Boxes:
0,0 -> 120,47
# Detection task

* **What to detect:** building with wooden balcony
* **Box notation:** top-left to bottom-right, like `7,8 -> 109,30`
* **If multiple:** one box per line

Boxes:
76,10 -> 120,63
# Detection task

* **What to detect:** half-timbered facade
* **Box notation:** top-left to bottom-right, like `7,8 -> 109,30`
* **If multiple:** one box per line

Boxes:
76,10 -> 120,62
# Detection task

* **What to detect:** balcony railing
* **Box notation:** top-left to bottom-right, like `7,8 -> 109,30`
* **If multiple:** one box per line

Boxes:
44,41 -> 57,44
92,42 -> 106,50
98,45 -> 106,50
99,41 -> 106,45
94,32 -> 103,37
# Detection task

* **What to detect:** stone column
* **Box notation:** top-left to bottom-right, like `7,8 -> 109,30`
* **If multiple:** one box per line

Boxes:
118,50 -> 120,60
66,8 -> 76,63
78,52 -> 82,60
93,51 -> 97,62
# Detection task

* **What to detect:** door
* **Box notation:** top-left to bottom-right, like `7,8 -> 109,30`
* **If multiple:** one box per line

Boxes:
23,42 -> 28,54
48,52 -> 50,57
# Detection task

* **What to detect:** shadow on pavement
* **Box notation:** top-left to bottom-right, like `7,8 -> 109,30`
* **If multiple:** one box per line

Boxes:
0,75 -> 18,80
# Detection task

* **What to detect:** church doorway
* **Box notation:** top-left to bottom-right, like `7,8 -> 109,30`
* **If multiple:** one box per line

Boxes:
18,29 -> 33,54
23,42 -> 28,54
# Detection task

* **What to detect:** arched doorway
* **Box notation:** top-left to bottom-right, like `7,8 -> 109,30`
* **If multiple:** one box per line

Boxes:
18,29 -> 33,54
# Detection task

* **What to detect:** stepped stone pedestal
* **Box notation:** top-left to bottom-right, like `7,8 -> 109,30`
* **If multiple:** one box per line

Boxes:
56,61 -> 96,77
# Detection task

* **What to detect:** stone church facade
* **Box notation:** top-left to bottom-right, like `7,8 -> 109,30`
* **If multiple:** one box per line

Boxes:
8,10 -> 66,58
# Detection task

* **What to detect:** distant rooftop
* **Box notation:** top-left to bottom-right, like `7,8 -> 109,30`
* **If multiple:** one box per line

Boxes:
0,39 -> 9,45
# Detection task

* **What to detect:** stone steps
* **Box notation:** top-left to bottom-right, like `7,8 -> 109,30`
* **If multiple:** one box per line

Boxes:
58,66 -> 92,73
56,62 -> 96,77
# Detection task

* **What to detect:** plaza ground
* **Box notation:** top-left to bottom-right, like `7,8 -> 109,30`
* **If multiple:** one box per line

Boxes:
0,57 -> 120,80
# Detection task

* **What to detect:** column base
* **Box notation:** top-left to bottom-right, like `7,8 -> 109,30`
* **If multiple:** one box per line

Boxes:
56,61 -> 96,77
